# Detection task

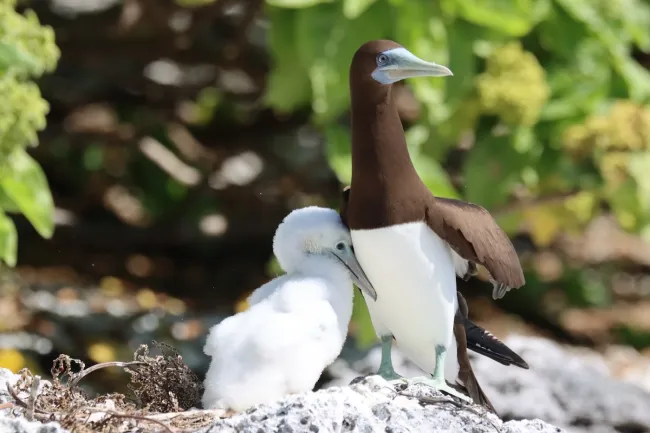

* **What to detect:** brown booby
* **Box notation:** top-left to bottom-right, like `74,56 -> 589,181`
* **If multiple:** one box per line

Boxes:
341,186 -> 528,413
345,40 -> 525,402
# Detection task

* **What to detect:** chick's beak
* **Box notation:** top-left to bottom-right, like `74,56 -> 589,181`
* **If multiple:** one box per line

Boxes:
331,245 -> 377,301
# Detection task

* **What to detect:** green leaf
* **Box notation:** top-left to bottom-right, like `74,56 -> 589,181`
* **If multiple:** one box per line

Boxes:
295,1 -> 391,124
0,210 -> 17,267
0,41 -> 41,75
0,149 -> 55,239
541,40 -> 611,120
264,7 -> 312,112
463,132 -> 530,208
343,0 -> 377,19
0,187 -> 20,213
537,6 -> 590,59
620,0 -> 650,50
325,124 -> 352,184
442,0 -> 547,37
444,20 -> 479,107
402,124 -> 459,198
266,0 -> 333,8
412,153 -> 460,199
351,290 -> 377,349
554,0 -> 650,101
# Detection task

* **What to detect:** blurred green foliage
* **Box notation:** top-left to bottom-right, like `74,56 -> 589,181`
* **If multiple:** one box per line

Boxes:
262,0 -> 650,346
0,0 -> 59,267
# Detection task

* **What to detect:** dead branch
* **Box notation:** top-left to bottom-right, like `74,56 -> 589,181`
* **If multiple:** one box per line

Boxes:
84,408 -> 175,433
68,361 -> 147,389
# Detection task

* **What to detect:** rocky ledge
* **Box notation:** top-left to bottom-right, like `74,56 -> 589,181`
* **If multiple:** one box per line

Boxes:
326,336 -> 650,433
0,370 -> 558,433
3,335 -> 650,432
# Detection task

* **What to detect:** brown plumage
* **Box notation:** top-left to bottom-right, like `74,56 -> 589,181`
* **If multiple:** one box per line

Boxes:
346,39 -> 524,300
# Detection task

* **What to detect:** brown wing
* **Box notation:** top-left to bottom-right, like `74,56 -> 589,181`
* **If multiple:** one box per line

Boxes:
340,186 -> 351,228
426,197 -> 525,298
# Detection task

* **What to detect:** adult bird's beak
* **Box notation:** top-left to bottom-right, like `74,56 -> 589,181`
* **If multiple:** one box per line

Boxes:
372,47 -> 453,84
331,245 -> 377,301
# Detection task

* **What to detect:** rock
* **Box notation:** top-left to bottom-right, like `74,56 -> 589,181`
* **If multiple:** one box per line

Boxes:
473,336 -> 650,433
0,366 -> 560,433
201,375 -> 561,433
325,335 -> 650,433
0,418 -> 67,433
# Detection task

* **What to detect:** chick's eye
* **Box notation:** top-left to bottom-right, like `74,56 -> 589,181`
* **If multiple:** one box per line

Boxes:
377,54 -> 389,66
336,242 -> 346,251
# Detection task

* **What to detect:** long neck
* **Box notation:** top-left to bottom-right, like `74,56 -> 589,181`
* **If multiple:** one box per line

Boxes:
350,87 -> 418,189
348,85 -> 423,229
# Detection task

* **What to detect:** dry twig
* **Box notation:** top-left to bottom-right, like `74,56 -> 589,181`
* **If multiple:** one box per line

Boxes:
3,342 -> 210,433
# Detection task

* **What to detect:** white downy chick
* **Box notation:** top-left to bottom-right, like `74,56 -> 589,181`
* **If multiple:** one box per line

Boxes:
202,206 -> 376,412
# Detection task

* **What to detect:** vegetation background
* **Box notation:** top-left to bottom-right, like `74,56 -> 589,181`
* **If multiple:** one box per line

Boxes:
1,0 -> 650,398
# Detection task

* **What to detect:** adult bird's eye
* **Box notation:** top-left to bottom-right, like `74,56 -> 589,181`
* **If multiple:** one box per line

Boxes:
377,54 -> 389,66
336,242 -> 345,251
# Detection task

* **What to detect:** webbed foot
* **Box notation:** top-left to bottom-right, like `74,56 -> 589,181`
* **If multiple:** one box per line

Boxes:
409,376 -> 472,403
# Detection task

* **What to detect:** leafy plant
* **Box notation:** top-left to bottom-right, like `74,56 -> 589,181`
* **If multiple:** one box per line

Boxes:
0,0 -> 60,267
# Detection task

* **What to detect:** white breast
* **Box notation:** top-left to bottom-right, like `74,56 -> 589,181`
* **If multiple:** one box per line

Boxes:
351,222 -> 458,374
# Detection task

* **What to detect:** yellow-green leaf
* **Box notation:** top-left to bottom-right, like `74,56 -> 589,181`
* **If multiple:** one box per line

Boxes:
325,124 -> 352,184
523,205 -> 562,247
264,7 -> 312,112
0,149 -> 54,239
351,290 -> 377,349
295,1 -> 391,124
0,187 -> 20,213
442,0 -> 547,37
343,0 -> 377,19
0,211 -> 17,267
266,0 -> 334,8
0,41 -> 41,75
412,153 -> 460,199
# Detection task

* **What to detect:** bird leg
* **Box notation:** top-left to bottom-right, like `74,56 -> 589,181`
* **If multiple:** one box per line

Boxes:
376,335 -> 405,383
410,345 -> 472,403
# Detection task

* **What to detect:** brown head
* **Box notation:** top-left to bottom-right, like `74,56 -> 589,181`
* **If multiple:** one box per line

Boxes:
350,39 -> 452,102
347,40 -> 454,230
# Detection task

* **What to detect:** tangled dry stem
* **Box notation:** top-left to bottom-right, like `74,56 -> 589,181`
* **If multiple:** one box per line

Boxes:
4,341 -> 217,433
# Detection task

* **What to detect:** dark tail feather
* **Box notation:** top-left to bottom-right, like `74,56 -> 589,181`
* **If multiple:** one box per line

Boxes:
463,369 -> 498,415
464,319 -> 529,369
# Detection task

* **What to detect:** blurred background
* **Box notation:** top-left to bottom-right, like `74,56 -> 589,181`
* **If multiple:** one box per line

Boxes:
1,0 -> 650,403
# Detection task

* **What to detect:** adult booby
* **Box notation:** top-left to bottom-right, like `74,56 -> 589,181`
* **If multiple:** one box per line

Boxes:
345,40 -> 525,402
202,206 -> 376,411
341,186 -> 528,413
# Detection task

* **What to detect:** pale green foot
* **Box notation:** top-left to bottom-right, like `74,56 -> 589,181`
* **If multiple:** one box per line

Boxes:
376,335 -> 407,385
409,375 -> 471,403
410,344 -> 471,403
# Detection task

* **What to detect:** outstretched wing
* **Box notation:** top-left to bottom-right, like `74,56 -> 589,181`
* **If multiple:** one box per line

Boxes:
426,197 -> 525,299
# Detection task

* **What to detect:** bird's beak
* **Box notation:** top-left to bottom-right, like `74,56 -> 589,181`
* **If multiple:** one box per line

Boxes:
331,246 -> 377,301
372,48 -> 453,84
